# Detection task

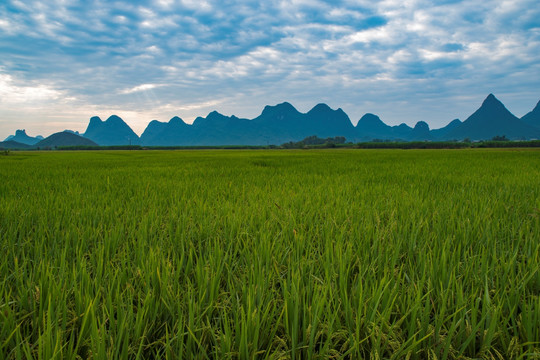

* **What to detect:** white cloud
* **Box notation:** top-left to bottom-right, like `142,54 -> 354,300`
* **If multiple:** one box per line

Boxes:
113,15 -> 129,24
180,0 -> 212,12
120,84 -> 163,94
0,73 -> 64,103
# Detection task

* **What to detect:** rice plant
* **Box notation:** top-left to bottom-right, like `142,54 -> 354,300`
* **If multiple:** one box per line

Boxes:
1,149 -> 539,359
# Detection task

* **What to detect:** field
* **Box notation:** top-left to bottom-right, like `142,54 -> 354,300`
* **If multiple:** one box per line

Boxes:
1,149 -> 539,359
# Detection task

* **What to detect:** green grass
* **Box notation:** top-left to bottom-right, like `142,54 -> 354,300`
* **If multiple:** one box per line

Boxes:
1,149 -> 539,359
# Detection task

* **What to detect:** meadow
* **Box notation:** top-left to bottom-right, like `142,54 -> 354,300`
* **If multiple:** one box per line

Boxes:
0,149 -> 539,359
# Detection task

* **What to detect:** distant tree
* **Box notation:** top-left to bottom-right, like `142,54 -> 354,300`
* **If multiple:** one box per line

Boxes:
281,135 -> 346,148
492,135 -> 509,141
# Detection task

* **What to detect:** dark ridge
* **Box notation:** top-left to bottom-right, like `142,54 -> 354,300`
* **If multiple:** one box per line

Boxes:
34,132 -> 98,148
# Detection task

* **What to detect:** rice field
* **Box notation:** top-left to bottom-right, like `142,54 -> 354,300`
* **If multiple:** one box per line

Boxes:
1,149 -> 539,359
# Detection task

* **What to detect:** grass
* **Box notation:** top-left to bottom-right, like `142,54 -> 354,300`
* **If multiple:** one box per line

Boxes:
1,149 -> 539,359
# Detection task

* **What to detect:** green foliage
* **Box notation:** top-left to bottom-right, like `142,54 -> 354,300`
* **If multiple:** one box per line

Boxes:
57,145 -> 144,150
355,141 -> 471,149
476,140 -> 540,148
282,135 -> 347,148
1,149 -> 539,358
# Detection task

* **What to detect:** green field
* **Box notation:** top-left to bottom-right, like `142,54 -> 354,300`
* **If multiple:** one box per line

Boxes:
1,149 -> 539,359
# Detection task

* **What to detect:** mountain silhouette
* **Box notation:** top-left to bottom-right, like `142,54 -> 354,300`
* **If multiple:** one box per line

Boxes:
355,113 -> 393,140
14,94 -> 539,146
140,116 -> 191,146
84,115 -> 140,145
251,102 -> 305,144
248,102 -> 354,144
0,140 -> 33,149
521,100 -> 540,129
431,119 -> 462,140
410,121 -> 431,140
444,94 -> 540,140
192,112 -> 253,145
353,114 -> 433,141
139,102 -> 355,146
306,104 -> 355,137
392,123 -> 414,140
4,129 -> 43,145
34,132 -> 98,148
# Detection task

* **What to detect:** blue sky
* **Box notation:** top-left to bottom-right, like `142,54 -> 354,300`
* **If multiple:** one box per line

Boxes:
1,0 -> 539,138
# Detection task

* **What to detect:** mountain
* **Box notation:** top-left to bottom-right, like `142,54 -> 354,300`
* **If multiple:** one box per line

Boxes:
521,100 -> 540,129
141,116 -> 192,146
250,102 -> 354,144
0,140 -> 32,149
444,94 -> 540,140
139,102 -> 357,146
391,123 -> 414,140
84,115 -> 140,146
431,119 -> 462,140
305,104 -> 355,137
104,96 -> 540,145
410,121 -> 431,140
251,102 -> 306,144
355,113 -> 393,140
34,132 -> 98,148
192,112 -> 253,145
9,94 -> 540,146
63,129 -> 80,135
4,129 -> 43,145
353,114 -> 420,140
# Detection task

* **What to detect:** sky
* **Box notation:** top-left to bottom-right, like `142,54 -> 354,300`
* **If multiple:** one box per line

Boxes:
1,0 -> 539,139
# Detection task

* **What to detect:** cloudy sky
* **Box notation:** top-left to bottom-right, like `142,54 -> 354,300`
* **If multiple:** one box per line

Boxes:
1,0 -> 539,139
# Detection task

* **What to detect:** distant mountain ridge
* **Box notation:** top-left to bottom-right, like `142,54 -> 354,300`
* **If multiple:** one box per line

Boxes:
35,132 -> 98,148
139,94 -> 540,145
4,94 -> 540,147
3,129 -> 43,145
1,132 -> 97,149
0,140 -> 33,149
84,115 -> 140,146
521,100 -> 540,129
444,94 -> 540,140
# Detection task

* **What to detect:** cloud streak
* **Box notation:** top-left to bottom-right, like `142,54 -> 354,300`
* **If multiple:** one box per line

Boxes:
1,0 -> 539,138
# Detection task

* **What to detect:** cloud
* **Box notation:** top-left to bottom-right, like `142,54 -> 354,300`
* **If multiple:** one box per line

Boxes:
0,72 -> 65,104
120,83 -> 163,94
0,0 -> 539,139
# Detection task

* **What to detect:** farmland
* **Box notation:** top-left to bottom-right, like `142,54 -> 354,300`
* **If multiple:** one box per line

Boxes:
1,149 -> 539,359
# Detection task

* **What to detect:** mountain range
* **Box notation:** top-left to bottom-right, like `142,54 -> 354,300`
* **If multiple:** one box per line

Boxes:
0,131 -> 98,150
4,129 -> 44,145
3,94 -> 540,148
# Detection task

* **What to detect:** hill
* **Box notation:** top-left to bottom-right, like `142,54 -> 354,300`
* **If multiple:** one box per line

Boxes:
92,95 -> 540,145
521,100 -> 540,129
6,94 -> 540,146
141,103 -> 355,146
444,94 -> 540,140
0,140 -> 33,149
354,113 -> 393,140
431,119 -> 462,140
4,130 -> 43,145
34,132 -> 98,148
140,117 -> 191,146
84,115 -> 141,146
